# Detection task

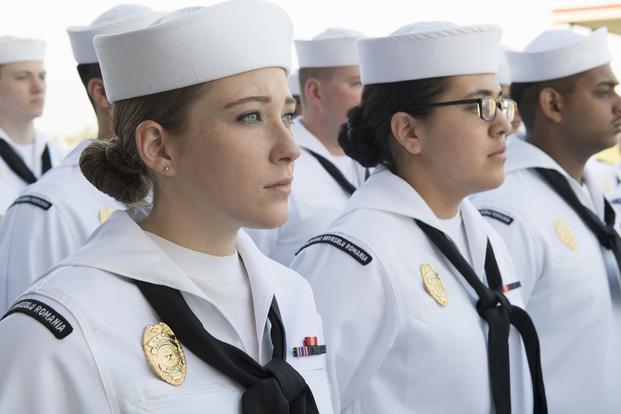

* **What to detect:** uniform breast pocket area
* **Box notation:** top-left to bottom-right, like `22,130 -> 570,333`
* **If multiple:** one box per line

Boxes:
287,355 -> 332,409
288,354 -> 328,381
128,382 -> 241,413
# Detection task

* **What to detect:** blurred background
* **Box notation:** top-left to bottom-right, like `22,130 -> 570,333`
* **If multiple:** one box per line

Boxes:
2,0 -> 620,149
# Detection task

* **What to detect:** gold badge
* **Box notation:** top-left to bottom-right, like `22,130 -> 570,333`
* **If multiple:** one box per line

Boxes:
142,322 -> 187,386
420,263 -> 448,306
554,218 -> 576,251
99,207 -> 115,224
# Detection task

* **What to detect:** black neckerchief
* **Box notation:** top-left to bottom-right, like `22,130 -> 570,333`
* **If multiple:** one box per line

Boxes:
416,219 -> 547,414
0,138 -> 51,184
302,147 -> 357,195
535,167 -> 621,276
135,280 -> 319,414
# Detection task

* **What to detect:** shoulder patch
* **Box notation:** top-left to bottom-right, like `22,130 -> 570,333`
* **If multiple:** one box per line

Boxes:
2,299 -> 73,339
295,233 -> 372,265
11,195 -> 52,211
478,208 -> 513,225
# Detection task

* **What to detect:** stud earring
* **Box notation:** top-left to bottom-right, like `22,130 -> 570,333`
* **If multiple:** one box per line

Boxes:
162,165 -> 170,174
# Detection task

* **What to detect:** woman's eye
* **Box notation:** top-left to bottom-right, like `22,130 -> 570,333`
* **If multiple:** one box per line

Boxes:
282,112 -> 297,125
237,111 -> 262,124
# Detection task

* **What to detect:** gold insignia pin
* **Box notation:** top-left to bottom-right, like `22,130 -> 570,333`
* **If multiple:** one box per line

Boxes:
420,263 -> 448,306
554,218 -> 576,251
99,207 -> 115,224
142,322 -> 187,386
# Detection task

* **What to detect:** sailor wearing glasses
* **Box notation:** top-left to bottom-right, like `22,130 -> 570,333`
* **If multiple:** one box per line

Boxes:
291,22 -> 547,414
472,28 -> 621,413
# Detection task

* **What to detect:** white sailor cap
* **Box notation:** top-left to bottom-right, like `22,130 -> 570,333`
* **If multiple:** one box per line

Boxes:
67,4 -> 164,65
507,28 -> 610,83
497,48 -> 511,86
288,70 -> 300,96
0,37 -> 45,65
94,0 -> 293,103
295,28 -> 363,68
358,22 -> 502,85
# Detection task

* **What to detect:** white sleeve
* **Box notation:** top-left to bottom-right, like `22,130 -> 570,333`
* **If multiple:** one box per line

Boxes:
0,200 -> 82,312
292,241 -> 399,412
0,295 -> 111,413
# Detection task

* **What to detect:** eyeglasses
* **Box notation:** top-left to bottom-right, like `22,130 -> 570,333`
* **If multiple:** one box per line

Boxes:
401,97 -> 518,123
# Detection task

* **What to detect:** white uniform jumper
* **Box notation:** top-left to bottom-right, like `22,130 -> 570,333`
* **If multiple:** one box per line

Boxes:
586,154 -> 621,195
0,139 -> 122,312
0,210 -> 334,414
246,119 -> 367,265
0,128 -> 65,213
472,136 -> 621,413
292,167 -> 535,414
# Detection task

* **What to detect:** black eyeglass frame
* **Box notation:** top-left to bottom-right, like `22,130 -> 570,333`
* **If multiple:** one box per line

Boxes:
400,97 -> 517,122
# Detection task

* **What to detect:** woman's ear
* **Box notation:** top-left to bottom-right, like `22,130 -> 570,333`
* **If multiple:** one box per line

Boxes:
390,112 -> 423,156
135,120 -> 177,176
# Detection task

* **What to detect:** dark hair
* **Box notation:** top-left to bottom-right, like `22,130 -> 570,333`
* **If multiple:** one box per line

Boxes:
76,63 -> 103,110
298,66 -> 338,103
338,77 -> 451,170
510,72 -> 581,130
79,82 -> 207,204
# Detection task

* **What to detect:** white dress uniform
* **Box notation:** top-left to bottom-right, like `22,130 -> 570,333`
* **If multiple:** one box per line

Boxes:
0,180 -> 12,218
586,154 -> 621,195
246,119 -> 367,265
291,167 -> 534,413
471,136 -> 621,413
0,209 -> 334,414
0,128 -> 65,213
0,139 -> 122,312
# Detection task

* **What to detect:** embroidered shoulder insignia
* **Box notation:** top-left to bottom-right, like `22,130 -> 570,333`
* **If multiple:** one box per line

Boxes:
295,233 -> 373,265
478,208 -> 513,225
2,299 -> 73,339
11,195 -> 52,211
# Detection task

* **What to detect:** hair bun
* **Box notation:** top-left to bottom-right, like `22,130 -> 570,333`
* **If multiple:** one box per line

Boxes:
79,138 -> 150,204
338,105 -> 382,168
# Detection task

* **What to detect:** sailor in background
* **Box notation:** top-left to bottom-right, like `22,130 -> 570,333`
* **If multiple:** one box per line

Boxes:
472,28 -> 621,413
0,2 -> 332,413
0,5 -> 163,313
292,22 -> 546,414
246,28 -> 367,266
498,47 -> 523,134
585,139 -> 621,195
289,70 -> 302,116
0,37 -> 65,213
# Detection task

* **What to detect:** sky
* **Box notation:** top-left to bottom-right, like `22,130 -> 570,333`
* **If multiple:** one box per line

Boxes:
0,0 -> 615,144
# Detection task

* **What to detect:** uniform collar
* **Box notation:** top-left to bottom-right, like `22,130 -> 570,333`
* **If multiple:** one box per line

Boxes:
504,135 -> 563,174
292,118 -> 332,159
55,209 -> 275,344
506,135 -> 604,217
59,138 -> 93,168
346,166 -> 490,276
0,127 -> 49,158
